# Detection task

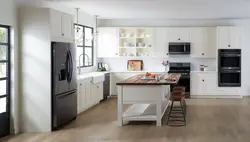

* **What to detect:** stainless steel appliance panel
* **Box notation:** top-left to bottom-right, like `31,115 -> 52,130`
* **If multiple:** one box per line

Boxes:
52,42 -> 70,95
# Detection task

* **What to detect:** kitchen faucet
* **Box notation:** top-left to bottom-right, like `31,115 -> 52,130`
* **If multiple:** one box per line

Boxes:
78,53 -> 90,75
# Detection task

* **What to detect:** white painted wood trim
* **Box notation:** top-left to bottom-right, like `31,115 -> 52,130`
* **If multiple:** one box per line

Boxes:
191,95 -> 242,99
117,86 -> 123,126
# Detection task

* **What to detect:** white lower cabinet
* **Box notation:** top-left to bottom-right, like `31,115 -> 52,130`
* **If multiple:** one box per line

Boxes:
191,72 -> 242,97
91,83 -> 103,104
191,72 -> 217,96
217,87 -> 241,95
78,78 -> 103,114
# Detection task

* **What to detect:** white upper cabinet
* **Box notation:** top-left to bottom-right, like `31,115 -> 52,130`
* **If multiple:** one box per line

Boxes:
50,9 -> 74,42
62,14 -> 74,40
50,10 -> 62,38
97,27 -> 118,57
217,27 -> 242,49
190,27 -> 216,58
169,28 -> 190,42
153,28 -> 170,56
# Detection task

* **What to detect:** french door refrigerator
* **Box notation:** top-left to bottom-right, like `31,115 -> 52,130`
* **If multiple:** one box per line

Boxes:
51,42 -> 77,130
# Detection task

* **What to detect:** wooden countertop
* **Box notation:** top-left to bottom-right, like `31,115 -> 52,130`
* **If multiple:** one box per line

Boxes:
116,74 -> 181,85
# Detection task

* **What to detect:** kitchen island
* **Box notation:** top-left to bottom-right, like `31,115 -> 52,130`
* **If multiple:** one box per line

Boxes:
116,74 -> 181,126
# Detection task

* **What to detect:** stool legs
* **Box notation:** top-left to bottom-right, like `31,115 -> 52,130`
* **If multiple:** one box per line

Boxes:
167,100 -> 186,126
167,101 -> 174,125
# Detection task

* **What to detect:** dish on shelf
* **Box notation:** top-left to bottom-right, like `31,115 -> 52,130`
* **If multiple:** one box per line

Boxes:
120,33 -> 126,37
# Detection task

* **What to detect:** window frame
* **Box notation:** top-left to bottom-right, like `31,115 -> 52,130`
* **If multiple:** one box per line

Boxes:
74,24 -> 94,68
0,24 -> 11,137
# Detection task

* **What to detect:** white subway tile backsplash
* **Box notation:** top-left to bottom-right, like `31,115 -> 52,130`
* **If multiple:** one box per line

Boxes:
101,57 -> 216,72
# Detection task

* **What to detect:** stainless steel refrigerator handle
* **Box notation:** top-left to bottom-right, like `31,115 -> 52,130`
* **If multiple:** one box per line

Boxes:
66,51 -> 70,83
68,50 -> 73,82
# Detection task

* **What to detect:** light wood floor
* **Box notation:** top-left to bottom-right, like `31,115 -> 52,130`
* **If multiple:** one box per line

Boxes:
2,98 -> 250,142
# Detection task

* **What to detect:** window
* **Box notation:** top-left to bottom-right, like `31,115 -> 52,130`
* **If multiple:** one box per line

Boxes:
74,24 -> 94,67
0,25 -> 10,137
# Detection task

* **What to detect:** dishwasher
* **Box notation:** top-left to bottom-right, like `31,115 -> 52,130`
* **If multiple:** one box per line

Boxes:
103,73 -> 110,100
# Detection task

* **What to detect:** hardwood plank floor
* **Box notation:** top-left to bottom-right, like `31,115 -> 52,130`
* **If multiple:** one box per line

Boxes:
1,98 -> 250,142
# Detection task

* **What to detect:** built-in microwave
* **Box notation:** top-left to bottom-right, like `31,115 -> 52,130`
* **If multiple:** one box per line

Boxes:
169,42 -> 191,55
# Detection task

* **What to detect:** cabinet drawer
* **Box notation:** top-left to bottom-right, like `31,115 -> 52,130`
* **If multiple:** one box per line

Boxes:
218,88 -> 240,94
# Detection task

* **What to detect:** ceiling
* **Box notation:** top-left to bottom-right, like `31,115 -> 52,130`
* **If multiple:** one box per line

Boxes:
46,0 -> 250,19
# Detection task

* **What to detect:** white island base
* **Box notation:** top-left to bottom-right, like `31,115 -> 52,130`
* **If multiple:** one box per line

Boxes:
117,85 -> 170,126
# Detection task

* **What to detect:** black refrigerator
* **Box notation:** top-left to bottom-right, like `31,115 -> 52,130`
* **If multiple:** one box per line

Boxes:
51,42 -> 77,130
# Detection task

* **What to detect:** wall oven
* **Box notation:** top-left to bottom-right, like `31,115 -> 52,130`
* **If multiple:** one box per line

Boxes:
218,49 -> 241,70
218,70 -> 241,87
169,42 -> 190,55
218,49 -> 241,87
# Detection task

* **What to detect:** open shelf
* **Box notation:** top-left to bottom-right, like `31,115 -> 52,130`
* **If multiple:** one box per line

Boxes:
119,28 -> 153,57
123,99 -> 169,121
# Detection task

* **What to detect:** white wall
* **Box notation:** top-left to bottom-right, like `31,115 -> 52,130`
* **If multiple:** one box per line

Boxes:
98,19 -> 250,27
102,57 -> 216,72
19,8 -> 51,132
0,0 -> 19,134
99,19 -> 250,96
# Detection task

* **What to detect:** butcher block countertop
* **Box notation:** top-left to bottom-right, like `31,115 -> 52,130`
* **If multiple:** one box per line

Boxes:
116,74 -> 181,85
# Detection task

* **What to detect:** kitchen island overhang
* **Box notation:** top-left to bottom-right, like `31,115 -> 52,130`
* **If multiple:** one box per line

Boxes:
116,74 -> 181,126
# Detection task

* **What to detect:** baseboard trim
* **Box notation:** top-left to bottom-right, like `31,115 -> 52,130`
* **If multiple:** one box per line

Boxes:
191,95 -> 242,99
108,95 -> 117,98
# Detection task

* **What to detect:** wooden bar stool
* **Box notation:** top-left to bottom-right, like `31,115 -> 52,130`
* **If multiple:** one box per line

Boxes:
167,91 -> 186,126
173,86 -> 186,114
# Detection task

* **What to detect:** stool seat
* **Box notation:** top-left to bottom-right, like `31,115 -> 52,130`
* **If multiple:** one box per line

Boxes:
171,91 -> 185,101
173,86 -> 186,92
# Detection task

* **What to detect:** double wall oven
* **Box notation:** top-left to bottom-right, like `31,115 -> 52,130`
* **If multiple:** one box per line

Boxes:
218,49 -> 241,87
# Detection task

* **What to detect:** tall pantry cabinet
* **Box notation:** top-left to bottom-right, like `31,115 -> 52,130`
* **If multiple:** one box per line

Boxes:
19,8 -> 74,132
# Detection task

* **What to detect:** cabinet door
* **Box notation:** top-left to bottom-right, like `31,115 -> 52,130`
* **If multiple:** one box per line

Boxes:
62,14 -> 74,41
99,83 -> 104,101
199,73 -> 217,95
50,10 -> 62,38
169,28 -> 190,42
78,80 -> 86,114
153,28 -> 169,56
218,27 -> 230,49
229,27 -> 242,49
85,81 -> 91,110
191,27 -> 216,58
97,28 -> 118,57
190,28 -> 207,58
191,73 -> 199,95
205,28 -> 216,58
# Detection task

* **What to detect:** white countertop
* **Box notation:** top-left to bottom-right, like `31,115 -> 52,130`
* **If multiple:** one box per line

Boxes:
78,71 -> 110,80
191,71 -> 217,73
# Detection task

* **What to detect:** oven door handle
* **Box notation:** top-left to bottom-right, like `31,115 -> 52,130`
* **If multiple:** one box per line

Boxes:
220,70 -> 241,73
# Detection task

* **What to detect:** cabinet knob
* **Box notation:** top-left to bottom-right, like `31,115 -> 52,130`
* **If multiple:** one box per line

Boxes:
80,84 -> 82,86
178,38 -> 181,41
97,86 -> 99,88
166,53 -> 169,55
202,53 -> 204,55
116,53 -> 118,55
62,33 -> 64,36
202,80 -> 204,82
228,45 -> 231,47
